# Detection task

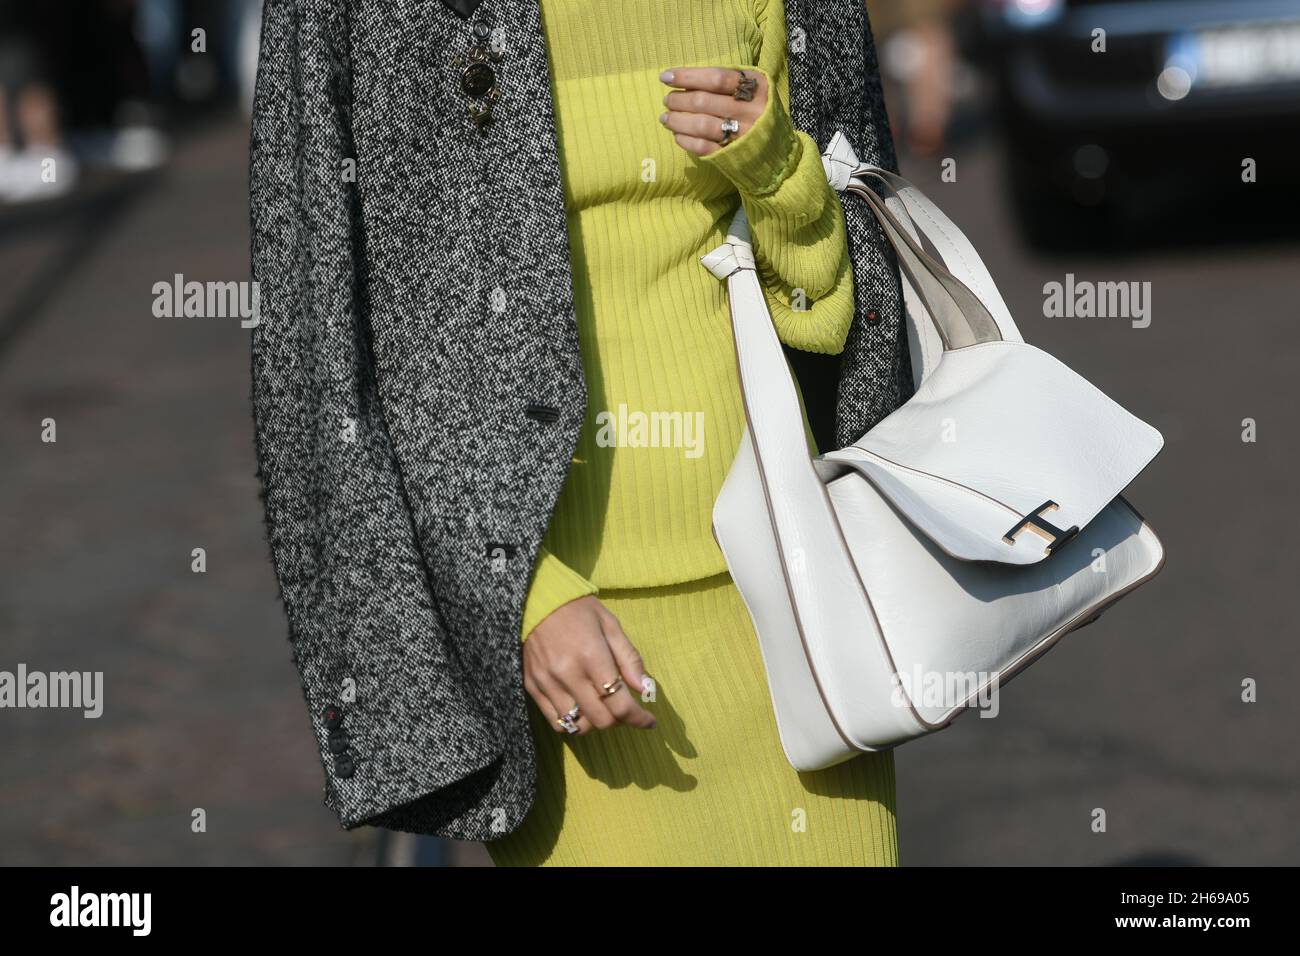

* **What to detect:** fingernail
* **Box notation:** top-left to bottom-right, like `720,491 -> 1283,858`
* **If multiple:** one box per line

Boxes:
641,675 -> 656,700
658,112 -> 668,124
659,69 -> 675,83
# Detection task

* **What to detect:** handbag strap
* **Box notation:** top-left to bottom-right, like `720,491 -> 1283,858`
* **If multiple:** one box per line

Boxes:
702,213 -> 899,731
846,177 -> 1003,350
821,130 -> 1023,385
849,165 -> 1021,342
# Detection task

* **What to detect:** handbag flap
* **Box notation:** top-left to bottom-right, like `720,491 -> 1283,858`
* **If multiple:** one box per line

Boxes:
819,341 -> 1163,565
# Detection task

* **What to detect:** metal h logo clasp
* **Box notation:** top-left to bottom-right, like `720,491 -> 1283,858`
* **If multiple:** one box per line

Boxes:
1003,500 -> 1080,555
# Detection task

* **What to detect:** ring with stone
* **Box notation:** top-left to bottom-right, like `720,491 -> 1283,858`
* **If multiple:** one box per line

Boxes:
556,703 -> 582,734
733,69 -> 757,101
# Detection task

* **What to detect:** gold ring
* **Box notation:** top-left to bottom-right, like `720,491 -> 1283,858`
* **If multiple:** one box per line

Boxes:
600,677 -> 625,697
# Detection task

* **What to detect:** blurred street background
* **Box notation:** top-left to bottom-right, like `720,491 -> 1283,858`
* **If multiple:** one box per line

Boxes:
1,0 -> 1298,866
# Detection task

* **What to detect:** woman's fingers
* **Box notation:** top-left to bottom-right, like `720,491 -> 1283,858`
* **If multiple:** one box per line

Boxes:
659,67 -> 768,157
597,611 -> 657,728
521,595 -> 656,736
660,66 -> 767,124
524,668 -> 585,735
599,609 -> 654,702
553,653 -> 618,735
660,108 -> 753,146
662,89 -> 756,125
661,66 -> 766,99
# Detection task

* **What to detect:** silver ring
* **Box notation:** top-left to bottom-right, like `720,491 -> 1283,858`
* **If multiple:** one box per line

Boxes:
720,117 -> 740,145
556,703 -> 581,734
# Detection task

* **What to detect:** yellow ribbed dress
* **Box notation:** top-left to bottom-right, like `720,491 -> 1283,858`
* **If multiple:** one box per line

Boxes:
487,0 -> 899,866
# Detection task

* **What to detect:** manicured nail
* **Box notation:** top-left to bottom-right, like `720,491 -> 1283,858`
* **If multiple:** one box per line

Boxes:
641,675 -> 656,701
659,69 -> 675,83
658,112 -> 668,124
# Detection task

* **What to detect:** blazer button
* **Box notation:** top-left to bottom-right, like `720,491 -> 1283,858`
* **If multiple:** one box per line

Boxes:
461,62 -> 496,97
335,754 -> 356,779
322,704 -> 344,731
328,730 -> 350,754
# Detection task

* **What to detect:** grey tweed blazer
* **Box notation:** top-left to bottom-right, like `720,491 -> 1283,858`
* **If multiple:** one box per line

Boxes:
248,0 -> 911,840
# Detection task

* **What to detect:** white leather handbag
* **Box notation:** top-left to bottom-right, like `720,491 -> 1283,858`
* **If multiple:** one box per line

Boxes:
699,130 -> 1166,772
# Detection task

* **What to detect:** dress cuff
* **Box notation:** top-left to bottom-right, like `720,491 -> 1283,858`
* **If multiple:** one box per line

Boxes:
521,545 -> 599,642
695,66 -> 801,197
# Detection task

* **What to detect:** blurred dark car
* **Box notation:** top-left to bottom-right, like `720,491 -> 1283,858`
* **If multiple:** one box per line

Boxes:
970,0 -> 1300,246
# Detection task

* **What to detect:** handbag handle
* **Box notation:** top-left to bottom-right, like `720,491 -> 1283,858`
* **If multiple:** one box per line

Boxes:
846,165 -> 1021,340
820,130 -> 1024,384
845,174 -> 1003,350
819,129 -> 1021,341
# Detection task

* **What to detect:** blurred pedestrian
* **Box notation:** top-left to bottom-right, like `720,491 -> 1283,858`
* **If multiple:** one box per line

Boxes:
233,0 -> 264,117
135,0 -> 184,103
0,2 -> 78,202
866,0 -> 963,156
75,0 -> 168,172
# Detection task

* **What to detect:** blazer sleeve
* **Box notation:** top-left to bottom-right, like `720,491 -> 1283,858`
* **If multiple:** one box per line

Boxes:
249,0 -> 501,830
694,0 -> 856,356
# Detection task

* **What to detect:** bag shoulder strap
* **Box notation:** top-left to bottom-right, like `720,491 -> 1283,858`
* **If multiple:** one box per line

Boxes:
822,131 -> 1023,344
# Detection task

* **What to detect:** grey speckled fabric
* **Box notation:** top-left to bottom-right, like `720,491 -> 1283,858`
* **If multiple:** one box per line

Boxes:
248,0 -> 910,840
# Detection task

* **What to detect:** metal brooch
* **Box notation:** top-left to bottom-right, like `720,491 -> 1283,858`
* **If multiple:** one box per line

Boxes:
452,21 -> 504,133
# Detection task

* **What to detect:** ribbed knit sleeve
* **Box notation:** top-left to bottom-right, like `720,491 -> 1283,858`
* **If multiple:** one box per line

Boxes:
696,0 -> 856,356
521,545 -> 599,642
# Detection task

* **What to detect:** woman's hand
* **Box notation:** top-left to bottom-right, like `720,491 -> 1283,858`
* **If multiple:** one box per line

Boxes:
658,66 -> 768,157
523,595 -> 657,735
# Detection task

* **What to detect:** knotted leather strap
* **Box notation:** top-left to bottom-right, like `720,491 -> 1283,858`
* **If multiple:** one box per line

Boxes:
821,130 -> 1023,385
846,177 -> 1003,350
